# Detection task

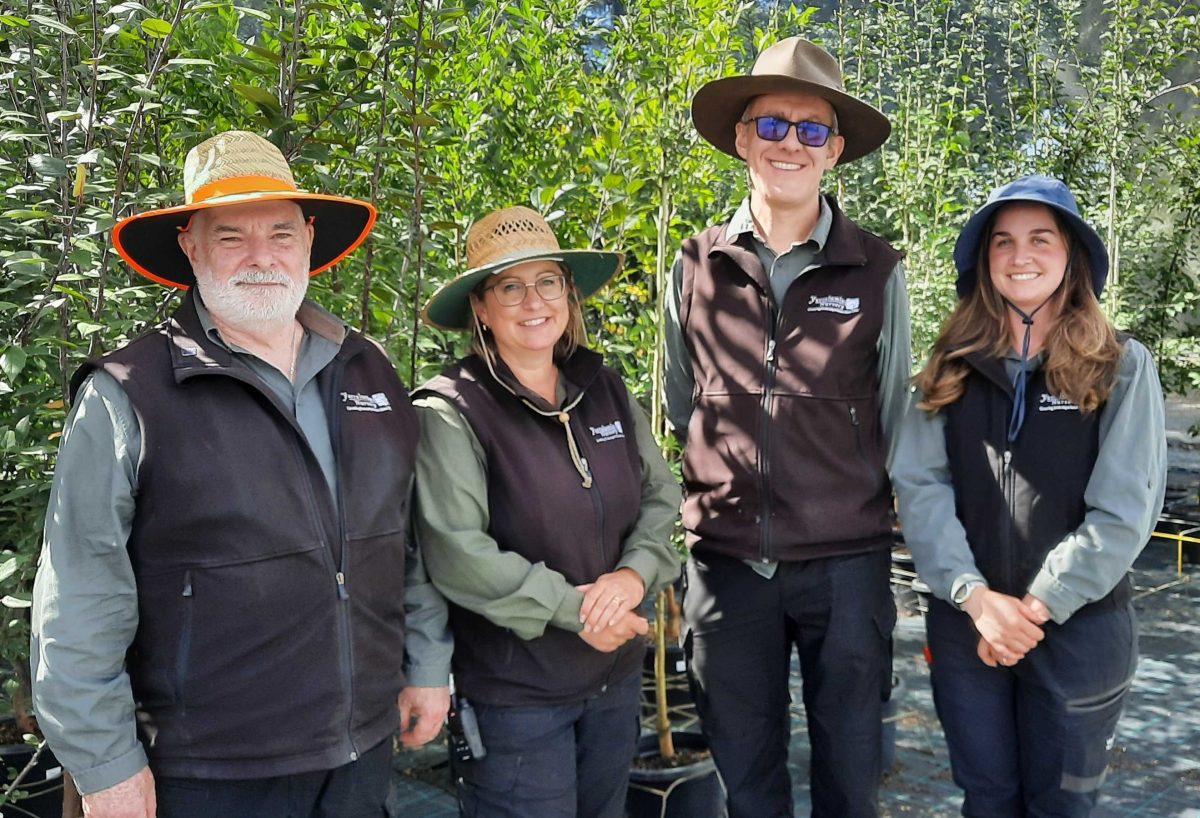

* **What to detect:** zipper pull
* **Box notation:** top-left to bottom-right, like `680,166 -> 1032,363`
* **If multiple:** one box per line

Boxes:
181,570 -> 193,598
336,571 -> 349,600
766,339 -> 776,363
849,406 -> 859,426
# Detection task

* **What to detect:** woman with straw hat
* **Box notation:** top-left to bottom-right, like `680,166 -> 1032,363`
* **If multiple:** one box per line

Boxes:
413,206 -> 681,818
892,175 -> 1166,816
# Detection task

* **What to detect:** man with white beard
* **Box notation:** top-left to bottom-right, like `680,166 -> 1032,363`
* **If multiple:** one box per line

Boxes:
30,131 -> 451,818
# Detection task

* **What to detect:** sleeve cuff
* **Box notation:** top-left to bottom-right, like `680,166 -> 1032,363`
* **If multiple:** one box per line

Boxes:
1027,570 -> 1083,624
404,664 -> 451,688
549,587 -> 585,634
70,745 -> 148,796
616,550 -> 663,596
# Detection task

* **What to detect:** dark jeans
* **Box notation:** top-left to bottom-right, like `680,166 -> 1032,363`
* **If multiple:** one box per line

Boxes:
454,669 -> 640,818
926,597 -> 1137,818
683,549 -> 895,818
155,737 -> 391,818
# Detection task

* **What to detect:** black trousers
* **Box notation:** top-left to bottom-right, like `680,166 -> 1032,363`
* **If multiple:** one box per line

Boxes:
453,669 -> 641,818
683,549 -> 895,818
155,737 -> 392,818
927,596 -> 1137,818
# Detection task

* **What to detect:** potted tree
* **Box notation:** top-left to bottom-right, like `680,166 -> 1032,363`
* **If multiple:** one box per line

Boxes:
627,589 -> 722,818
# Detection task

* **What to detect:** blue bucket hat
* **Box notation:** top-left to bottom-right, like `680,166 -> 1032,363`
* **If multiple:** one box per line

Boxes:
953,175 -> 1108,299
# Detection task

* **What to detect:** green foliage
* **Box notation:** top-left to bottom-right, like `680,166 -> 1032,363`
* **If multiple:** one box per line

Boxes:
1,0 -> 1198,713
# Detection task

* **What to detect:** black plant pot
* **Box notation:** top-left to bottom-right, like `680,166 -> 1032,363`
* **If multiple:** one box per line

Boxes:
1,734 -> 64,818
627,731 -> 723,818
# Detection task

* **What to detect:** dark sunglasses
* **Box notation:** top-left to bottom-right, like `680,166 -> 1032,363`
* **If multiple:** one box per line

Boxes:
744,116 -> 836,147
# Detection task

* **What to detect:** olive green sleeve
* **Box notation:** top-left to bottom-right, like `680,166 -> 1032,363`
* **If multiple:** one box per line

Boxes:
616,392 -> 684,595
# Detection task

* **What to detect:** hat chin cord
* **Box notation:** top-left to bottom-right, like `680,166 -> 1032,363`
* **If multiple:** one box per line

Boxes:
469,307 -> 594,489
1001,249 -> 1071,443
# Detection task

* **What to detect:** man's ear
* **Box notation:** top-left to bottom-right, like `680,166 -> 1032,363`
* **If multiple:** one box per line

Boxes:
823,133 -> 846,169
177,226 -> 198,266
733,120 -> 751,161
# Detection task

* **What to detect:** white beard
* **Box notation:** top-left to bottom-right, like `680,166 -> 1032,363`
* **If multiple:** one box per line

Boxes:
194,267 -> 308,328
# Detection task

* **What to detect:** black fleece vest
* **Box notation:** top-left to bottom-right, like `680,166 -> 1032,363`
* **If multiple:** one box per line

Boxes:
71,294 -> 419,779
944,352 -> 1129,607
418,350 -> 643,706
679,198 -> 903,562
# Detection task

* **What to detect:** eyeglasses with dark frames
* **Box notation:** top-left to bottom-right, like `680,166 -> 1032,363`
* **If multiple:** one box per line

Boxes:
743,116 -> 836,147
485,273 -> 568,306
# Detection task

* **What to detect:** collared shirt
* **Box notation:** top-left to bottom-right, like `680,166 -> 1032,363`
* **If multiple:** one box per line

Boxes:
891,340 -> 1167,622
30,293 -> 451,795
663,195 -> 912,578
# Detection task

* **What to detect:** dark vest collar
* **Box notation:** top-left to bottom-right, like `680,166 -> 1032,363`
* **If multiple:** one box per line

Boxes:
706,195 -> 876,294
472,347 -> 605,411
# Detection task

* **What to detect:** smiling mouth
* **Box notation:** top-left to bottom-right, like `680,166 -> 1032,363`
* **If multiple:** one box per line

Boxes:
1009,273 -> 1041,281
769,160 -> 804,170
519,317 -> 549,327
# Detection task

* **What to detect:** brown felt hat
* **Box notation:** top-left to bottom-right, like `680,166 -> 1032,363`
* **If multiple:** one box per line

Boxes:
691,37 -> 890,164
112,131 -> 376,289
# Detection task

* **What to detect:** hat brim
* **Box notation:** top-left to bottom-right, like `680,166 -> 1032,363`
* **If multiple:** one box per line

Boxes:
953,197 -> 1109,298
691,74 -> 891,164
112,191 -> 377,289
421,250 -> 624,331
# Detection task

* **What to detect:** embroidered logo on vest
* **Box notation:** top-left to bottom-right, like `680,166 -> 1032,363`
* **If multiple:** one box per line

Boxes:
807,295 -> 861,315
589,420 -> 625,443
341,391 -> 393,413
1038,393 -> 1079,412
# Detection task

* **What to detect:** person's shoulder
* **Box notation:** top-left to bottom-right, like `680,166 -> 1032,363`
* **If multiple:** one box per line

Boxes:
1116,333 -> 1155,373
414,356 -> 479,402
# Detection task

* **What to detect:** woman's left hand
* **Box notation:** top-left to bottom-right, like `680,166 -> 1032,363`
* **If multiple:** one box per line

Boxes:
577,568 -> 646,633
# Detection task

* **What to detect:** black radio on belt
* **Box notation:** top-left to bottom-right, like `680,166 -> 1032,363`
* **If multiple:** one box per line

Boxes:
447,684 -> 486,762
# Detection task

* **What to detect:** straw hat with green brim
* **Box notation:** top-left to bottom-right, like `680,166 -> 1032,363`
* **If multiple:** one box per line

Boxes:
111,130 -> 376,289
691,36 -> 891,165
422,206 -> 624,331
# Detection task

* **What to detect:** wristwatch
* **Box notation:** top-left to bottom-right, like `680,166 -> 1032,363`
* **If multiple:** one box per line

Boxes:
952,580 -> 986,609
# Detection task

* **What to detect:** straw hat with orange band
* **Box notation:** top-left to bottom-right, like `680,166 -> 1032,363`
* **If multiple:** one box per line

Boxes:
112,130 -> 376,288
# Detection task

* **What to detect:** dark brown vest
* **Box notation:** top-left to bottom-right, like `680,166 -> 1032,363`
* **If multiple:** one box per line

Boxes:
71,293 -> 419,779
678,199 -> 902,562
418,350 -> 644,705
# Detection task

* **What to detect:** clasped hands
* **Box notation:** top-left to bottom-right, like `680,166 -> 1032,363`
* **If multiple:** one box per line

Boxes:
575,567 -> 648,652
961,588 -> 1052,668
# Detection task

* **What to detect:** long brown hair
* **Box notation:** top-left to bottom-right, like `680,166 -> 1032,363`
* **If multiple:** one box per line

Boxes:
917,206 -> 1121,413
468,263 -> 589,364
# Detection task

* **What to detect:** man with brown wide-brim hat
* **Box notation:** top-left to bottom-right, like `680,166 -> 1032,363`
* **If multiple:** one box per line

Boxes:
664,38 -> 912,818
31,130 -> 451,818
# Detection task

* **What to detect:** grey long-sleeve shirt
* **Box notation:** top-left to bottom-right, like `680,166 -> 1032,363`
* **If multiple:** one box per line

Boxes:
891,339 -> 1167,623
413,385 -> 682,640
663,195 -> 912,577
30,294 -> 452,795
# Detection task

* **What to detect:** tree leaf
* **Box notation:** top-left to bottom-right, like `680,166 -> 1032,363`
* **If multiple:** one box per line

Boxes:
29,154 -> 68,177
141,17 -> 173,38
232,83 -> 282,110
29,13 -> 76,36
1,347 -> 27,380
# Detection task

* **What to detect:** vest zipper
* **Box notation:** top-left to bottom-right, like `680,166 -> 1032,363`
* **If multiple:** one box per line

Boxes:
758,318 -> 779,562
1002,448 -> 1016,591
327,359 -> 360,764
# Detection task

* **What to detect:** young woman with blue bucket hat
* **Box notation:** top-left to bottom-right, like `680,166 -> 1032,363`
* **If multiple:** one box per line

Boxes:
892,175 -> 1167,816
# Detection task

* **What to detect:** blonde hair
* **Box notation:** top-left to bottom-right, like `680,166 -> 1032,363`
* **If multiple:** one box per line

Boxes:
468,264 -> 588,363
917,207 -> 1121,414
